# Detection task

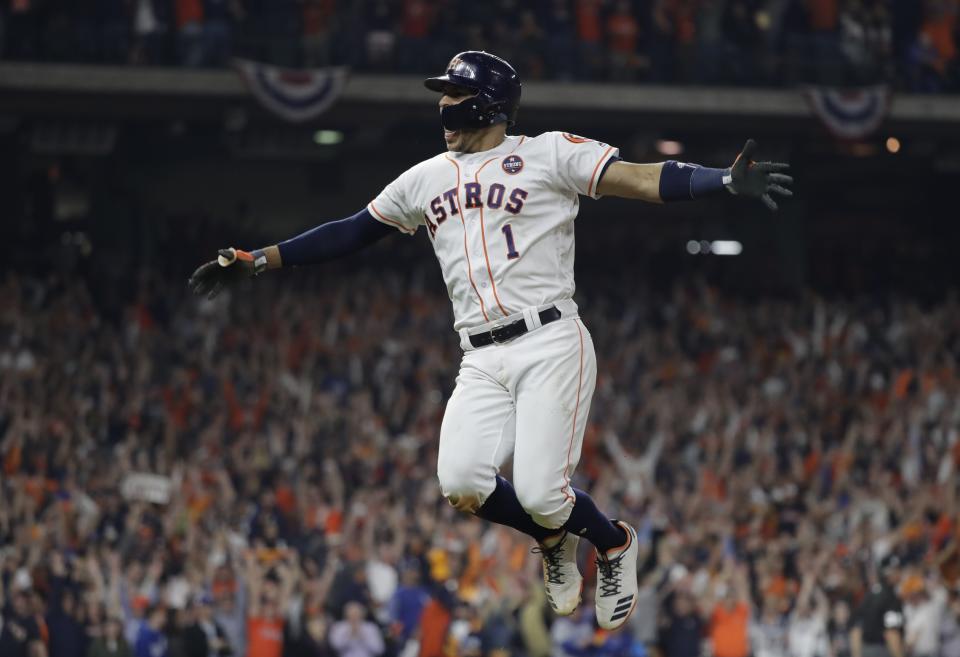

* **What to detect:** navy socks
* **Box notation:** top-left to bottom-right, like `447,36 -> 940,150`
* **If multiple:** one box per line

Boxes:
475,477 -> 559,543
474,478 -> 626,551
561,488 -> 628,552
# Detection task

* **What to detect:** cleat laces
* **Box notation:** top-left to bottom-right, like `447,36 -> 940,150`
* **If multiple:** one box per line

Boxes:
532,539 -> 567,585
595,553 -> 624,597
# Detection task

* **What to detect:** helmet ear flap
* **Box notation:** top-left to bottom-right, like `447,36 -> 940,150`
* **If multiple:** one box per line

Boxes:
473,94 -> 512,127
482,95 -> 519,126
483,99 -> 505,124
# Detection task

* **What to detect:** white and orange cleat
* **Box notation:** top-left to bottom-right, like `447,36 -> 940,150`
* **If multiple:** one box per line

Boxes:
594,520 -> 639,630
532,531 -> 583,615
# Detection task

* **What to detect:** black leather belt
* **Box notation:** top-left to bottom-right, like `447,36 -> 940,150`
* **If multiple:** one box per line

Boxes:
469,306 -> 562,348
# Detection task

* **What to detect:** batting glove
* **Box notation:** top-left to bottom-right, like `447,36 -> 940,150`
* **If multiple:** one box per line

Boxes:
188,248 -> 261,300
726,139 -> 794,211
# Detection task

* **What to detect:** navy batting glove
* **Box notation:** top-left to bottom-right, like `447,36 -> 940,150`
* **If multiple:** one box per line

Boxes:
727,139 -> 794,211
188,248 -> 259,300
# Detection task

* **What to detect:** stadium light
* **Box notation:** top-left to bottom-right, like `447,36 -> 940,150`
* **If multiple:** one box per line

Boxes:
655,139 -> 684,156
710,240 -> 743,256
313,129 -> 343,145
686,240 -> 743,256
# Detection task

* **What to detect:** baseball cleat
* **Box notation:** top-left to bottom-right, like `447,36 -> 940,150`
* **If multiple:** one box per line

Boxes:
594,520 -> 639,630
531,531 -> 583,615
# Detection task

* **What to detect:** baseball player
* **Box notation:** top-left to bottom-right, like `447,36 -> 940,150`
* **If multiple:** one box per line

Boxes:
189,51 -> 793,630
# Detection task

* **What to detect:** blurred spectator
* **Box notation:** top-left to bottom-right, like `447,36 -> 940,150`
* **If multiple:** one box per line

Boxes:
840,0 -> 893,83
516,9 -> 546,79
786,564 -> 830,657
649,0 -> 676,80
0,583 -> 46,657
941,587 -> 960,657
517,587 -> 551,657
908,0 -> 960,91
134,604 -> 168,657
244,552 -> 294,657
606,0 -> 643,81
574,0 -> 605,79
696,0 -> 729,83
182,594 -> 232,657
175,0 -> 206,67
202,0 -> 241,67
708,564 -> 751,657
892,0 -> 925,73
301,0 -> 336,66
783,0 -> 844,82
750,595 -> 788,657
658,589 -> 705,657
850,558 -> 906,657
542,0 -> 577,81
387,566 -> 428,650
88,618 -> 133,657
211,568 -> 246,657
364,0 -> 397,70
724,0 -> 765,82
396,0 -> 436,72
828,599 -> 855,657
665,0 -> 699,80
903,574 -> 947,657
131,0 -> 168,65
327,602 -> 383,657
45,554 -> 88,657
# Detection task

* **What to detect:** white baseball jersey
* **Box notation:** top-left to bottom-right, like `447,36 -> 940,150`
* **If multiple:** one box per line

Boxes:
367,132 -> 620,331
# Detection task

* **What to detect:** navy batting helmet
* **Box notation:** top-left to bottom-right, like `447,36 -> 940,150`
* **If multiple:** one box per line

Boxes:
425,51 -> 521,131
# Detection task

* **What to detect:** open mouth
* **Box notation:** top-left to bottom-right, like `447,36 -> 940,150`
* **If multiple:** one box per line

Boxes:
444,129 -> 459,141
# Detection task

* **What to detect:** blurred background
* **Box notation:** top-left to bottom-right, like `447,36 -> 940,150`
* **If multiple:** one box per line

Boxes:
1,1 -> 959,657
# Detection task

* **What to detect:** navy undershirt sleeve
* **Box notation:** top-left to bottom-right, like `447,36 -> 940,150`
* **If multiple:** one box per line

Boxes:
276,208 -> 395,267
595,156 -> 621,193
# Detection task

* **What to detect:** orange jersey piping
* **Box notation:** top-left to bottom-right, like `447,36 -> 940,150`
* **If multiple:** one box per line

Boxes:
474,155 -> 510,316
560,319 -> 586,503
369,201 -> 415,235
444,155 -> 490,323
587,146 -> 616,197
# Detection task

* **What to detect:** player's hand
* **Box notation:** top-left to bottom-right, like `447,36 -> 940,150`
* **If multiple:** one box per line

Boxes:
727,139 -> 793,211
188,248 -> 256,300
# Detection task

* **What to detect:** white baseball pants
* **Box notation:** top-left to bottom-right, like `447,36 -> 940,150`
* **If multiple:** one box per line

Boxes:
437,307 -> 598,529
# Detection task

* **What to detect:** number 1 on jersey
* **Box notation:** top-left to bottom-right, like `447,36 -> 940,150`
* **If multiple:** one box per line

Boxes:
501,224 -> 520,259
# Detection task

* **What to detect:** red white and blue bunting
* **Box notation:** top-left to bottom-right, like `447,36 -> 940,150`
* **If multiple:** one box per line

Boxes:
234,59 -> 349,123
803,85 -> 892,140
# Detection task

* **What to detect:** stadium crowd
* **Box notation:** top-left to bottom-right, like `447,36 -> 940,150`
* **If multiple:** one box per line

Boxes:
0,0 -> 958,91
1,240 -> 959,657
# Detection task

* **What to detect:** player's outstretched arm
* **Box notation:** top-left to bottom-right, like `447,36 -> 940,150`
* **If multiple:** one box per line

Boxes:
597,139 -> 793,211
188,208 -> 395,299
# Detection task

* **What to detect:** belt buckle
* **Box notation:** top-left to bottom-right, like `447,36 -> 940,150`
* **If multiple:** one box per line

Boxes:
490,323 -> 510,344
